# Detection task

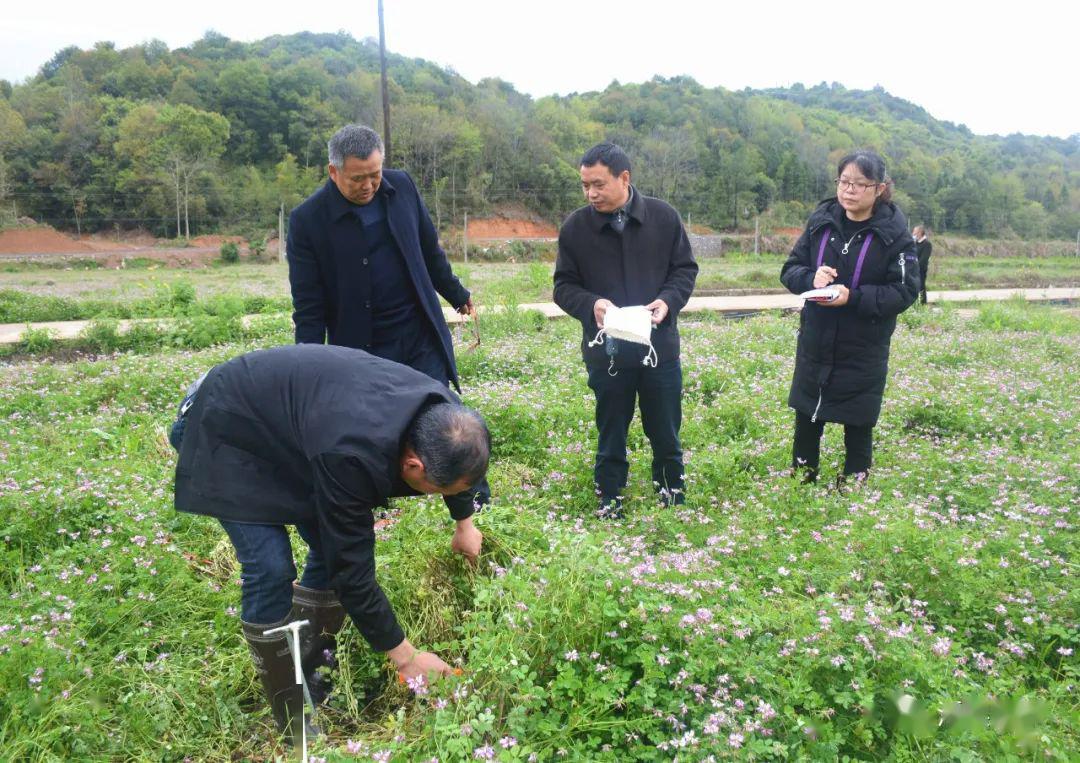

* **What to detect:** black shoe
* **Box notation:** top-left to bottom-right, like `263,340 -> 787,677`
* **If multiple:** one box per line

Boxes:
597,497 -> 624,519
658,488 -> 685,507
791,467 -> 818,485
835,470 -> 869,493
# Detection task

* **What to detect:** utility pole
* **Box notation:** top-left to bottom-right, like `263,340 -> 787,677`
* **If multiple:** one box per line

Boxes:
378,0 -> 391,161
754,216 -> 760,255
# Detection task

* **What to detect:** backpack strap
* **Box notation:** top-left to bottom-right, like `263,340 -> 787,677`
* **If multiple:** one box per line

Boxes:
815,229 -> 829,268
850,233 -> 874,290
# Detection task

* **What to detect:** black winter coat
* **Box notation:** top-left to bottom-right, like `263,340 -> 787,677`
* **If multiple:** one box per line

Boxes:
780,200 -> 919,426
916,238 -> 933,279
174,344 -> 476,651
553,187 -> 698,369
287,172 -> 470,389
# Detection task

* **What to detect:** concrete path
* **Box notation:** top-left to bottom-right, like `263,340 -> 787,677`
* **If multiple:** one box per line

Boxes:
2,287 -> 1077,346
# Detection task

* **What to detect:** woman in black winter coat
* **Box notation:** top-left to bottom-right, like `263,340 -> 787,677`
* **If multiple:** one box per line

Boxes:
780,150 -> 920,484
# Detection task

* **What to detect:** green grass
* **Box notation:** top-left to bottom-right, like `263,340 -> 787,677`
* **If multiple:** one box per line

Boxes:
1,254 -> 1078,325
0,301 -> 1077,760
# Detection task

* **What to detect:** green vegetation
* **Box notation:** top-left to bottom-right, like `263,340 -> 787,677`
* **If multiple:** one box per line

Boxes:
0,301 -> 1077,760
219,240 -> 240,264
1,254 -> 1078,328
0,33 -> 1077,241
0,279 -> 291,324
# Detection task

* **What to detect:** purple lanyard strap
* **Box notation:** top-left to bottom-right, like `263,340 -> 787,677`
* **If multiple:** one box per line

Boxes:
816,230 -> 874,290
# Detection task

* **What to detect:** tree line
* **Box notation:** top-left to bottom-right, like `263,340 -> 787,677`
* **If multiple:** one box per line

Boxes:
0,31 -> 1076,240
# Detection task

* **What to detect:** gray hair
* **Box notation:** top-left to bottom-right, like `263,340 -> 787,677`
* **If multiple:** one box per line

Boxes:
328,125 -> 384,169
405,403 -> 491,488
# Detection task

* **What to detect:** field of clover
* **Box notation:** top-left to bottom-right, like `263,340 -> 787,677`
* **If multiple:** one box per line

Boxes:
0,300 -> 1076,761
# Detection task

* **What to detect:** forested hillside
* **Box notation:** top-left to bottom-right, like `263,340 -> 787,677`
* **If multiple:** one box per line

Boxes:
0,31 -> 1076,239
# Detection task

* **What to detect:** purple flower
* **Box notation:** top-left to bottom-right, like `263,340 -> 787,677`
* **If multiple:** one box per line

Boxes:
406,674 -> 429,696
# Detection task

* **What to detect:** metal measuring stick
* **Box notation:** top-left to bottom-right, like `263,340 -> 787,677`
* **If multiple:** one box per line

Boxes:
264,619 -> 312,761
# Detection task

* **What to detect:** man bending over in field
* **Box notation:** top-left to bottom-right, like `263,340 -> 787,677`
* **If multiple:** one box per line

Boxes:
168,344 -> 488,742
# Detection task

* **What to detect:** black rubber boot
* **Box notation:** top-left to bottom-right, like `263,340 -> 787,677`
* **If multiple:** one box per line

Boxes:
242,617 -> 309,742
290,584 -> 347,705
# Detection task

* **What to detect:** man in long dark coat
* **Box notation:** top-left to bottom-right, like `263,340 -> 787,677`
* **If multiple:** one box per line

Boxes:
286,124 -> 473,390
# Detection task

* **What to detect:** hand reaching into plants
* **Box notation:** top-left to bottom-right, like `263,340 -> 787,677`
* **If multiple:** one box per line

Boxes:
451,517 -> 483,564
389,639 -> 454,683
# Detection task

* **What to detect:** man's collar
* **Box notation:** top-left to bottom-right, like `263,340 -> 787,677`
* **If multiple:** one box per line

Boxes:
325,173 -> 398,221
625,185 -> 645,222
586,184 -> 647,232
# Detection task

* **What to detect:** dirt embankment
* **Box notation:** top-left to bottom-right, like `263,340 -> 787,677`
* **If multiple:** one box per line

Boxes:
0,227 -> 103,254
0,226 -> 252,267
465,217 -> 556,240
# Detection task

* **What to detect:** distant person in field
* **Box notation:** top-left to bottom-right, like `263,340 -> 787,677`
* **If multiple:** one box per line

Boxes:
913,225 -> 932,304
553,142 -> 698,515
780,149 -> 919,487
169,345 -> 489,740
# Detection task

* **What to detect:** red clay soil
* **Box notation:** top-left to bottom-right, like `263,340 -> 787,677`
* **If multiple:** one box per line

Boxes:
0,227 -> 100,254
0,226 -> 252,267
466,218 -> 557,240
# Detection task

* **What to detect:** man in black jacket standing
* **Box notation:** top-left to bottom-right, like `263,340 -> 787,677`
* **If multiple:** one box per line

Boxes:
287,124 -> 473,390
554,143 -> 698,514
285,125 -> 490,691
170,344 -> 489,738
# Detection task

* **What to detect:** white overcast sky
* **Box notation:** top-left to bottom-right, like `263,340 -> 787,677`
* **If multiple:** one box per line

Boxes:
2,0 -> 1077,138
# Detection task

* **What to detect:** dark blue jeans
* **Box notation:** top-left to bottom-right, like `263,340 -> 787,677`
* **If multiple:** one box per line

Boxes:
218,519 -> 330,624
587,360 -> 684,504
170,371 -> 333,625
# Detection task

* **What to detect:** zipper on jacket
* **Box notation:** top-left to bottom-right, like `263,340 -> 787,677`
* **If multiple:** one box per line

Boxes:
899,250 -> 905,281
810,389 -> 824,423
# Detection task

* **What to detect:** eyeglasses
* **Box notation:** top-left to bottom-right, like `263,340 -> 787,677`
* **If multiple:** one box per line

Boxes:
835,178 -> 879,192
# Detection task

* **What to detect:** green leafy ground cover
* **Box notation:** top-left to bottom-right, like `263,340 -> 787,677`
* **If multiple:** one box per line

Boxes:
0,303 -> 1077,761
3,254 -> 1080,325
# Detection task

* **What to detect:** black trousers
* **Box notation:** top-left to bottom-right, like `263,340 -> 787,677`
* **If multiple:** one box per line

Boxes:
371,320 -> 449,386
587,361 -> 684,503
372,319 -> 491,511
792,411 -> 873,476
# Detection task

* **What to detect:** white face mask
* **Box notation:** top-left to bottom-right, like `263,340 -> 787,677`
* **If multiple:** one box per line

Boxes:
588,305 -> 658,372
